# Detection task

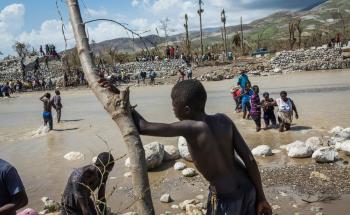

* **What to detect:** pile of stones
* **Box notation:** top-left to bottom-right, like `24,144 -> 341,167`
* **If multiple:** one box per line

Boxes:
267,47 -> 350,73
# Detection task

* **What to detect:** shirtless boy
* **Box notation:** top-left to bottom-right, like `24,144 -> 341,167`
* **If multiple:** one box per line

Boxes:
40,93 -> 54,130
132,80 -> 271,215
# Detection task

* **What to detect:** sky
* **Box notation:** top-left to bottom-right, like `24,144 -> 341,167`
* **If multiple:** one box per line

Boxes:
0,0 -> 325,56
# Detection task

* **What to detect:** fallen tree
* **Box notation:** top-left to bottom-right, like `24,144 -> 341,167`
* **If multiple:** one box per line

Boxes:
66,0 -> 154,214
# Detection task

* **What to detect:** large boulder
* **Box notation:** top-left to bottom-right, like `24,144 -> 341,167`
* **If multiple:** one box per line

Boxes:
340,140 -> 350,156
340,128 -> 350,139
312,147 -> 338,163
178,136 -> 193,161
288,145 -> 313,158
144,142 -> 164,169
281,141 -> 305,151
125,142 -> 165,170
251,145 -> 273,156
305,137 -> 322,151
163,145 -> 180,161
329,126 -> 344,135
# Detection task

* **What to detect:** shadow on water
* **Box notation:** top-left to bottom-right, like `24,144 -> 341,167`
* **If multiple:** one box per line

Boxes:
290,125 -> 313,131
53,128 -> 79,132
60,119 -> 84,122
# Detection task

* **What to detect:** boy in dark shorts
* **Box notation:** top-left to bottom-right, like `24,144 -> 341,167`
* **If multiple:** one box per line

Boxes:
261,92 -> 277,129
61,152 -> 114,215
250,85 -> 262,132
131,80 -> 271,215
40,93 -> 54,130
52,90 -> 63,123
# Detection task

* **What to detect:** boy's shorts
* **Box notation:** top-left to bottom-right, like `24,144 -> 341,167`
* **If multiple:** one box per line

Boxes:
242,99 -> 250,112
206,184 -> 256,215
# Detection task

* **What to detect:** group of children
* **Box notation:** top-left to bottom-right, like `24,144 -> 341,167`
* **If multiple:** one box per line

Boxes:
232,72 -> 299,132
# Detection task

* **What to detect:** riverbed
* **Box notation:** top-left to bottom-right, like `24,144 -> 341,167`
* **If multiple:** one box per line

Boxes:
1,69 -> 350,214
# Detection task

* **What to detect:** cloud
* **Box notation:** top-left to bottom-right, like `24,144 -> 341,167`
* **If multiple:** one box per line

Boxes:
84,7 -> 108,17
131,0 -> 140,7
152,0 -> 178,13
0,3 -> 25,35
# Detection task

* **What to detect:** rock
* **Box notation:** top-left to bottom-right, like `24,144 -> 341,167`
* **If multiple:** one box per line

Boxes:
273,68 -> 282,73
281,141 -> 305,151
63,152 -> 84,161
160,193 -> 172,203
163,145 -> 180,161
329,126 -> 344,135
144,142 -> 165,169
123,172 -> 132,177
41,197 -> 60,213
310,206 -> 322,212
182,168 -> 197,177
179,199 -> 200,210
196,194 -> 204,200
251,145 -> 273,156
340,140 -> 350,156
272,149 -> 282,154
91,156 -> 97,163
272,205 -> 281,210
305,136 -> 322,151
171,204 -> 179,209
121,213 -> 138,215
125,157 -> 131,168
310,171 -> 330,181
174,161 -> 187,170
178,136 -> 193,161
312,147 -> 338,163
340,128 -> 350,139
186,204 -> 203,215
288,145 -> 313,158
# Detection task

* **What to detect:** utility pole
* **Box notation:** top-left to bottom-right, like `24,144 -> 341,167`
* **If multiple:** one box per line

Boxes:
184,14 -> 191,56
221,9 -> 227,57
198,0 -> 204,56
240,16 -> 244,55
160,18 -> 170,45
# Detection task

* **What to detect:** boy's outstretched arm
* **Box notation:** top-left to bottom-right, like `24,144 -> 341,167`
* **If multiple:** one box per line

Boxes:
132,110 -> 200,138
232,122 -> 272,215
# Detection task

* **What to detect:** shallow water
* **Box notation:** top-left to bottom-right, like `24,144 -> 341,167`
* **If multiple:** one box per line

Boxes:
1,70 -> 350,212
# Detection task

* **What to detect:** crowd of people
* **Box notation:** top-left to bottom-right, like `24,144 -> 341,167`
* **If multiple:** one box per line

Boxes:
231,70 -> 299,132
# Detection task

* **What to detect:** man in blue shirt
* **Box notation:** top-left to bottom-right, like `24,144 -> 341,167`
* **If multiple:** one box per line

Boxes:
0,159 -> 28,215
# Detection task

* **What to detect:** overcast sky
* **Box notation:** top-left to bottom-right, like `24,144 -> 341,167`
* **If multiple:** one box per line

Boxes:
0,0 -> 325,56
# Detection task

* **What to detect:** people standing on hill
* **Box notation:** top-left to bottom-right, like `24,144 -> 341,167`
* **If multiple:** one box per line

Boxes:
39,45 -> 45,56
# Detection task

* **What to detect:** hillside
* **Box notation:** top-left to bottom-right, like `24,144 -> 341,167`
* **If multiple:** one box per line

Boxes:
91,0 -> 350,54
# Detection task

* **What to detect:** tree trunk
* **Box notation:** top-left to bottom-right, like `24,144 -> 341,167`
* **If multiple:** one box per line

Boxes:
66,0 -> 154,214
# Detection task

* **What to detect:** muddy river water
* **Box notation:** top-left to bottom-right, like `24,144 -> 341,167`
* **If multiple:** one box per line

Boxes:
1,70 -> 350,214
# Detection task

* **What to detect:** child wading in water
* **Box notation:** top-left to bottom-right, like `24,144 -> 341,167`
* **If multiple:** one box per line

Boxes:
274,91 -> 299,132
52,90 -> 63,123
241,82 -> 253,119
40,93 -> 54,130
61,152 -> 114,215
129,80 -> 271,215
250,85 -> 262,132
261,92 -> 277,129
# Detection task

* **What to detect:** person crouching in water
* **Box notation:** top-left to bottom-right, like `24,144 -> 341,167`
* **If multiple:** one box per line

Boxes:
52,90 -> 63,123
40,93 -> 54,130
261,92 -> 277,129
274,91 -> 299,132
250,85 -> 262,132
61,152 -> 115,215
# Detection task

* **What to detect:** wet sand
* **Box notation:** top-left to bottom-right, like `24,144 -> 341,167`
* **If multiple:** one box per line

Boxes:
1,69 -> 350,214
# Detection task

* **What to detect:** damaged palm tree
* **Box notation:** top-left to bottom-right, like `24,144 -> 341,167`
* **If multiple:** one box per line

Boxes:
66,0 -> 154,214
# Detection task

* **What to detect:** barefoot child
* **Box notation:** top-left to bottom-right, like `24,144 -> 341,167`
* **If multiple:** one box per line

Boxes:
40,93 -> 54,130
274,91 -> 299,132
261,92 -> 277,129
230,86 -> 241,112
52,90 -> 63,123
61,152 -> 114,215
241,82 -> 253,119
131,80 -> 272,215
250,85 -> 262,132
